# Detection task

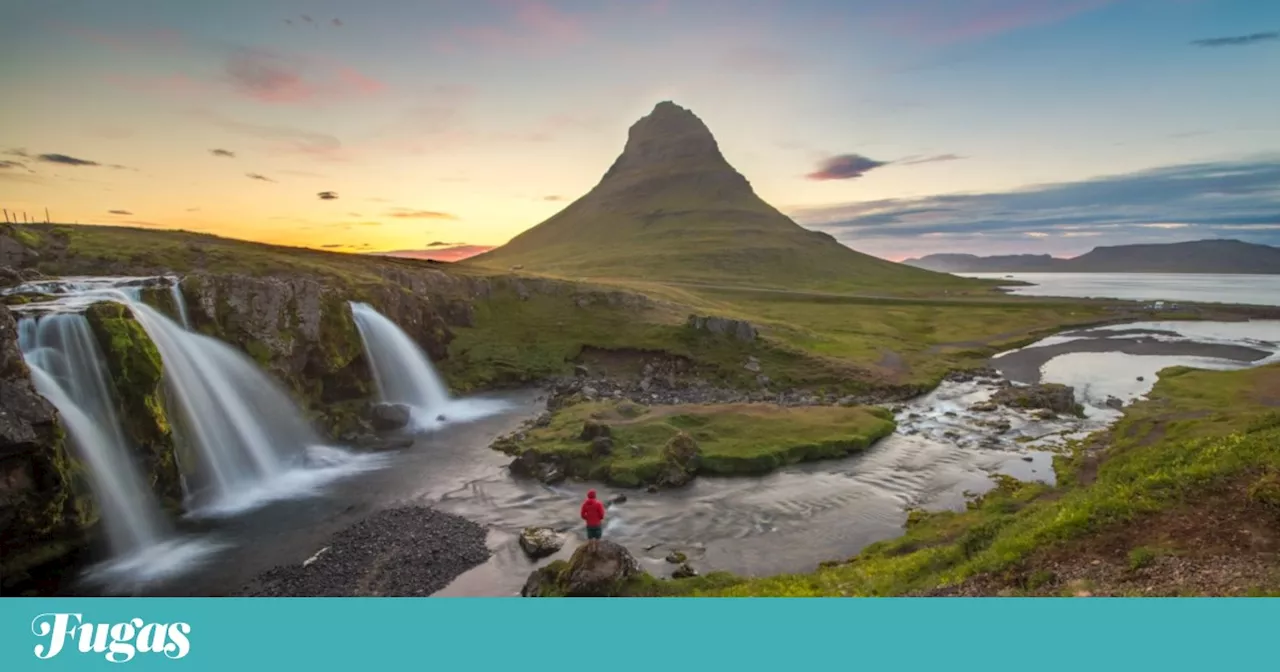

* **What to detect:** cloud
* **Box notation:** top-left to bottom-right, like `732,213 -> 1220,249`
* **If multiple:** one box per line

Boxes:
321,244 -> 344,248
440,0 -> 587,56
790,157 -> 1280,253
427,241 -> 462,247
543,195 -> 564,201
4,148 -> 31,158
186,207 -> 201,212
897,154 -> 966,165
867,0 -> 1116,45
332,18 -> 343,27
347,212 -> 362,217
317,191 -> 339,200
806,154 -> 888,180
387,208 -> 457,219
1191,31 -> 1278,48
0,160 -> 26,169
210,148 -> 236,158
37,153 -> 100,167
223,47 -> 385,105
375,245 -> 495,261
246,172 -> 275,182
190,110 -> 346,160
108,209 -> 133,215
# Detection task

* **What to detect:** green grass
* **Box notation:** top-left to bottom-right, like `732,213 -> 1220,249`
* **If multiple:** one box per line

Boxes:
10,222 -> 1134,396
650,363 -> 1280,596
495,400 -> 897,487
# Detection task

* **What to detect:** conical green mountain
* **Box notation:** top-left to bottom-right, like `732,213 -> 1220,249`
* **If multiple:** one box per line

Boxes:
469,101 -> 965,291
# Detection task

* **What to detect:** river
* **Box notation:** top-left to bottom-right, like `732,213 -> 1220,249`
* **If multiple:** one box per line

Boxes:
961,273 -> 1280,307
113,318 -> 1278,597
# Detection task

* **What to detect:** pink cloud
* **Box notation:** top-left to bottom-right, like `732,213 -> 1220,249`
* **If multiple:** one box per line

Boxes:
223,48 -> 386,104
871,0 -> 1117,44
443,0 -> 589,56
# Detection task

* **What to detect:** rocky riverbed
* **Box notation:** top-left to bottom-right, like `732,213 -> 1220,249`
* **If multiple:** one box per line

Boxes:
238,507 -> 490,597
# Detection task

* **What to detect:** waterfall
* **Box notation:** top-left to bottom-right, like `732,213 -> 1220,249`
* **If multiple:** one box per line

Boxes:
17,313 -> 219,589
349,302 -> 507,430
8,277 -> 383,520
167,275 -> 190,329
123,299 -> 379,515
20,314 -> 169,556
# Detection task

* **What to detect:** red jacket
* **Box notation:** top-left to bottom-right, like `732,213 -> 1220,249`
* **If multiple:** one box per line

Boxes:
581,490 -> 606,527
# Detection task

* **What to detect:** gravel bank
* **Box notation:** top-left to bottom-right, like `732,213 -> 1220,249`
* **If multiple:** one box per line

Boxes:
993,334 -> 1270,385
239,507 -> 490,597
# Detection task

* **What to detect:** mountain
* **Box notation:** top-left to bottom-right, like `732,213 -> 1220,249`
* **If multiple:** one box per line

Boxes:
466,102 -> 967,291
901,253 -> 1066,273
902,239 -> 1280,274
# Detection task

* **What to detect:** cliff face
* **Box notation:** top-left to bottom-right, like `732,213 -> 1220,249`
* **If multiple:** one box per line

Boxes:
0,305 -> 85,584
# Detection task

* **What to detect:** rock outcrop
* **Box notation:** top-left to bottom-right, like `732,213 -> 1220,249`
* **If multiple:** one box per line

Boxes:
992,383 -> 1084,417
179,273 -> 454,436
0,304 -> 83,585
521,540 -> 642,597
687,315 -> 757,342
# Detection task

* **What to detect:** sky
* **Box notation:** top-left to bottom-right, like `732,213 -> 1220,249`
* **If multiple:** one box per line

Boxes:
0,0 -> 1278,261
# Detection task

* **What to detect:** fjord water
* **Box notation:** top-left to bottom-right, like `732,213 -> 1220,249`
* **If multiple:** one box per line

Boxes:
963,272 -> 1280,306
348,301 -> 506,430
17,313 -> 217,589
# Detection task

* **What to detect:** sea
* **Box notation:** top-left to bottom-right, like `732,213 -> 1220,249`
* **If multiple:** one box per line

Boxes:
961,272 -> 1280,307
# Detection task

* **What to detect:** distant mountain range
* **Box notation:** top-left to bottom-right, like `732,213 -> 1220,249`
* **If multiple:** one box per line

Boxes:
901,239 -> 1280,274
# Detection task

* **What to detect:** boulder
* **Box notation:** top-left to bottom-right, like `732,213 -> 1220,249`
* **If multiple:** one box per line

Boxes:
607,494 -> 628,506
969,401 -> 998,413
579,420 -> 611,441
370,403 -> 412,432
992,383 -> 1084,417
671,563 -> 698,579
590,436 -> 614,457
1105,396 -> 1124,410
519,527 -> 565,560
532,412 -> 552,428
509,449 -> 567,485
574,364 -> 590,378
521,540 -> 642,597
665,550 -> 688,564
686,314 -> 757,342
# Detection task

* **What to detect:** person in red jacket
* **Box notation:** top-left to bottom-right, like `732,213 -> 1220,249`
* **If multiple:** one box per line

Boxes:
580,489 -> 606,541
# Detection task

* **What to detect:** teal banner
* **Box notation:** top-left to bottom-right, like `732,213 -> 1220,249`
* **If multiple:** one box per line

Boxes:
1,598 -> 1275,670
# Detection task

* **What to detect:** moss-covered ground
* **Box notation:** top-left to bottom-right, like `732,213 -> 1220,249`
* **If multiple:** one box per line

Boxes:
494,400 -> 896,487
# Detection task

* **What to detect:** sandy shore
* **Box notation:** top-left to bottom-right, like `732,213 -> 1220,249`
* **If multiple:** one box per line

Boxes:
993,328 -> 1272,384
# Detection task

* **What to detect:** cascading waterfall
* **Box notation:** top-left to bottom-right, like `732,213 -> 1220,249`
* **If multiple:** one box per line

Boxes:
167,275 -> 191,329
17,312 -> 219,589
119,297 -> 380,516
8,276 -> 382,521
348,302 -> 507,430
19,314 -> 169,556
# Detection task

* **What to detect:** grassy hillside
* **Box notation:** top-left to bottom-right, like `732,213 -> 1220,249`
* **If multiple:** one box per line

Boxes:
660,363 -> 1280,596
7,222 -> 1130,396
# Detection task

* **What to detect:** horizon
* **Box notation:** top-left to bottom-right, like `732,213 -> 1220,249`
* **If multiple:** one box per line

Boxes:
2,1 -> 1278,261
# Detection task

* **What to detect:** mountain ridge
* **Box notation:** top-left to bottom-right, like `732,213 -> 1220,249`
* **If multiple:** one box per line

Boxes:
903,239 -> 1280,274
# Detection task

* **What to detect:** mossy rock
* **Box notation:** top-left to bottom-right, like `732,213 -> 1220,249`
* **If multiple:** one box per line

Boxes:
84,301 -> 183,509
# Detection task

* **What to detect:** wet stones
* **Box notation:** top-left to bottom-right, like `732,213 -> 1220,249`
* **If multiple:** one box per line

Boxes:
370,402 -> 411,432
519,527 -> 565,560
992,383 -> 1085,418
